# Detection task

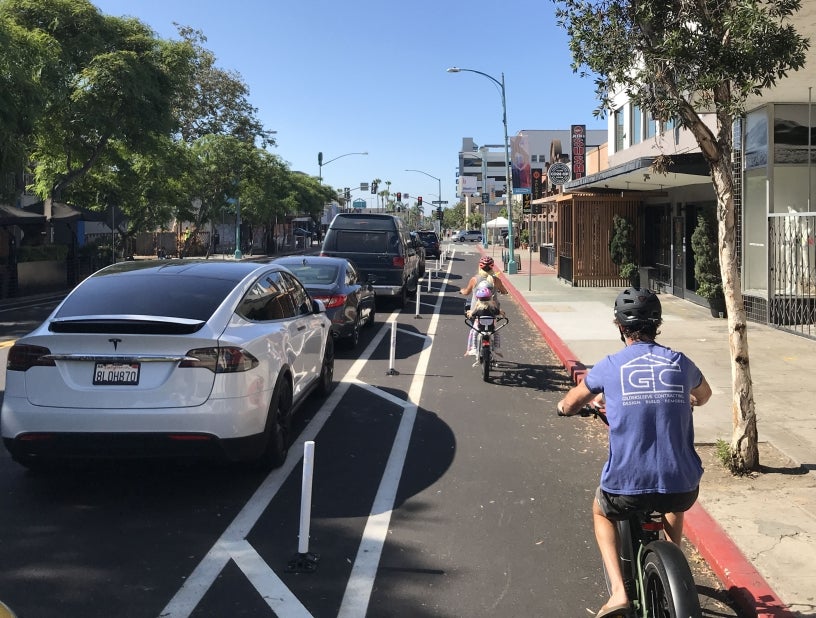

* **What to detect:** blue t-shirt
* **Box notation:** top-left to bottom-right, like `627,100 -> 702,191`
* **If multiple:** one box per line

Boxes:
583,341 -> 703,495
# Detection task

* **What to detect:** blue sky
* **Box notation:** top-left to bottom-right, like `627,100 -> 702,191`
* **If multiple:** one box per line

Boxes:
92,0 -> 606,210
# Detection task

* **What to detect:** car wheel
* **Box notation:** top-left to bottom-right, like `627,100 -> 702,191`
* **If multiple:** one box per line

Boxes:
344,313 -> 362,349
259,374 -> 293,469
317,336 -> 335,396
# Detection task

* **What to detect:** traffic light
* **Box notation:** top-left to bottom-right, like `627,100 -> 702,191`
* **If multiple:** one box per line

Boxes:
417,196 -> 422,206
396,192 -> 402,202
344,187 -> 351,201
436,208 -> 443,221
371,181 -> 378,194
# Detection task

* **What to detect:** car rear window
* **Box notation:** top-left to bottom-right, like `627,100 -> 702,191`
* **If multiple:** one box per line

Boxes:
417,231 -> 439,242
330,214 -> 398,231
332,230 -> 391,253
55,274 -> 236,321
283,264 -> 340,285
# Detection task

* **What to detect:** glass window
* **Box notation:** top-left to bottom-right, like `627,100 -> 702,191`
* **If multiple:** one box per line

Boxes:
282,272 -> 312,315
346,263 -> 357,286
631,104 -> 642,144
614,107 -> 625,152
237,271 -> 296,321
55,272 -> 235,322
663,117 -> 676,132
644,112 -> 657,139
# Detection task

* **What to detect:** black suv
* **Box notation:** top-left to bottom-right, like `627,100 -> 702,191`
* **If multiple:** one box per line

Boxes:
416,230 -> 441,258
320,213 -> 420,307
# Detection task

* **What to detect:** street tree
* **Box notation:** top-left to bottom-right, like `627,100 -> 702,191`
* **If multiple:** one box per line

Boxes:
0,12 -> 53,201
172,26 -> 275,148
553,0 -> 809,471
2,0 -> 194,213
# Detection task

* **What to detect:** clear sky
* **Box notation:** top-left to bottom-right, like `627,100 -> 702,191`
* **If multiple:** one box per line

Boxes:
91,0 -> 606,211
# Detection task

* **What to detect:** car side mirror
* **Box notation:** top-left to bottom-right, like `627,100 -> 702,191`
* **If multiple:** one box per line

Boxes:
312,299 -> 326,313
366,274 -> 377,285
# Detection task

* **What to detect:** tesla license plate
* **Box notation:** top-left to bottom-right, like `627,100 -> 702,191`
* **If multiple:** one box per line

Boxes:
93,362 -> 140,385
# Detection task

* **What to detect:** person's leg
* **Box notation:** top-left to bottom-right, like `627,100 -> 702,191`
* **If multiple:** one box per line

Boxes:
663,511 -> 684,546
593,498 -> 629,609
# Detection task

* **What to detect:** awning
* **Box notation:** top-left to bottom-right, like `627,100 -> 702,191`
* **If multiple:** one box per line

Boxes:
24,201 -> 110,222
562,153 -> 710,193
0,204 -> 46,226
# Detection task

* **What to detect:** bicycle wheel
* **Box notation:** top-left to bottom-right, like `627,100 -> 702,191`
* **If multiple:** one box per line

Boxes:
643,542 -> 701,618
482,345 -> 491,381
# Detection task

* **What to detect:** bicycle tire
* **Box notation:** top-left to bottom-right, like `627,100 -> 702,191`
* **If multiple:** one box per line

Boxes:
643,541 -> 701,618
482,345 -> 491,381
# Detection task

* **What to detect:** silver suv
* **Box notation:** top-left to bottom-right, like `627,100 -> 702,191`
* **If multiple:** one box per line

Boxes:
457,230 -> 482,242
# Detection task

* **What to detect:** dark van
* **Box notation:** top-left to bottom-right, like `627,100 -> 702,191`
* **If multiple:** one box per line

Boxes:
320,213 -> 419,307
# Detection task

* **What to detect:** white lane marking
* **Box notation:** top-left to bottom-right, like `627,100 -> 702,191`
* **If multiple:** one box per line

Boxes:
229,540 -> 312,616
337,259 -> 451,618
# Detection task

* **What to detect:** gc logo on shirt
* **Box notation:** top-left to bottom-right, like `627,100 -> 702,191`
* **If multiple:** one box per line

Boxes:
621,353 -> 684,398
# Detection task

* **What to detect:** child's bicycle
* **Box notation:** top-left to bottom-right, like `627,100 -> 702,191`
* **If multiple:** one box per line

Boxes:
464,314 -> 508,381
575,404 -> 702,618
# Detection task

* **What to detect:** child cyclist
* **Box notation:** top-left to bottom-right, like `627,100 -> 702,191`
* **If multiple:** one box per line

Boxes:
465,281 -> 505,360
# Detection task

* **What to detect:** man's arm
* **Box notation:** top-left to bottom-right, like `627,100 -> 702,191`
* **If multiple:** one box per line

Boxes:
557,380 -> 596,416
690,375 -> 712,407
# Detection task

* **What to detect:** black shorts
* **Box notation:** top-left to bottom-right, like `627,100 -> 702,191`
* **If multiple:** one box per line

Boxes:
595,486 -> 699,520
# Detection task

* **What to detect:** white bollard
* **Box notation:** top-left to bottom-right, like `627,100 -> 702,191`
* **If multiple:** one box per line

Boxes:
298,441 -> 315,554
427,272 -> 432,292
415,284 -> 421,318
387,320 -> 399,375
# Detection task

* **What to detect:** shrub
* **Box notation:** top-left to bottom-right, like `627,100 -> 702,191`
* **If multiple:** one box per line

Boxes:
691,212 -> 723,299
17,244 -> 69,263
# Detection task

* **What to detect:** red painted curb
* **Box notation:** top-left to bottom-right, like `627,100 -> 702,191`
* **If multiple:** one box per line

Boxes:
684,503 -> 796,618
491,255 -> 794,618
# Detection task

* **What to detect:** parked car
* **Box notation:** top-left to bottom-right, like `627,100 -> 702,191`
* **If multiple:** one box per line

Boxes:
416,230 -> 441,258
1,260 -> 335,471
410,231 -> 427,278
320,213 -> 420,308
273,256 -> 375,349
457,230 -> 483,242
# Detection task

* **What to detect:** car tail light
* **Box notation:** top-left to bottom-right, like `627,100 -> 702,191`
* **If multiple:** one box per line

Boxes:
7,344 -> 56,371
392,256 -> 405,267
179,347 -> 259,373
312,294 -> 347,309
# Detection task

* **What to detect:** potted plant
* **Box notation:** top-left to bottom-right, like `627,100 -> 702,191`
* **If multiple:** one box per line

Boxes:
691,212 -> 726,317
520,228 -> 530,250
609,215 -> 639,287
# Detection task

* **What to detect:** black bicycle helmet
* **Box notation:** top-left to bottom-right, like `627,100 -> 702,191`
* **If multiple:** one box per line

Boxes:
613,287 -> 662,325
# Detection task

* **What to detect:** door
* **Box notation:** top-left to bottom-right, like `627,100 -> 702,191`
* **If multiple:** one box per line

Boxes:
672,216 -> 685,298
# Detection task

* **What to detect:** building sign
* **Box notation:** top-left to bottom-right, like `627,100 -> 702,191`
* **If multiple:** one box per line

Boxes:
510,135 -> 532,194
548,162 -> 571,185
571,124 -> 586,180
460,175 -> 478,195
522,194 -> 531,214
531,168 -> 544,200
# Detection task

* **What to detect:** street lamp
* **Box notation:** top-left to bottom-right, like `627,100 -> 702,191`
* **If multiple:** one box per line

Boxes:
405,169 -> 442,235
447,67 -> 517,274
317,151 -> 368,183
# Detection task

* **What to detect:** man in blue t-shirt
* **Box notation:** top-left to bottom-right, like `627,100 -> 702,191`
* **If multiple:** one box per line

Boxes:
556,287 -> 711,618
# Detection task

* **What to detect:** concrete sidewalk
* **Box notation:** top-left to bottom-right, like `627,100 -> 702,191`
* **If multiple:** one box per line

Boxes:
458,242 -> 816,618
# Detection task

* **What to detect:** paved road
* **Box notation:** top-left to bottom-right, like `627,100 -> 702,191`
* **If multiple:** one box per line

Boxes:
0,254 -> 741,617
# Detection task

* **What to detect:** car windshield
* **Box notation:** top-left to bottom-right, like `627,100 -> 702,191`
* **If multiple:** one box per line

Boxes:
283,264 -> 340,285
55,274 -> 237,321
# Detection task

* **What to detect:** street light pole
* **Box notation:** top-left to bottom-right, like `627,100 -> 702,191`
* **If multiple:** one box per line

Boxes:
446,67 -> 517,273
405,169 -> 442,235
317,151 -> 368,184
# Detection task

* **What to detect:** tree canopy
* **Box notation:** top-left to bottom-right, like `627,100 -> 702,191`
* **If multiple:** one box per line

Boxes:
0,0 -> 335,239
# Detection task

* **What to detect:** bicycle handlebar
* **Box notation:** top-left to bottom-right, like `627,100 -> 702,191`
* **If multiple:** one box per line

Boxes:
558,402 -> 610,426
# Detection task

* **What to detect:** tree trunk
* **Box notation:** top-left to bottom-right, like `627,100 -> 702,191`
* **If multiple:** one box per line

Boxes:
710,158 -> 759,472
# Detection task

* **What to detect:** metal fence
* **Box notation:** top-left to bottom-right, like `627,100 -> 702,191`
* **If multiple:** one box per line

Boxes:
768,212 -> 816,338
